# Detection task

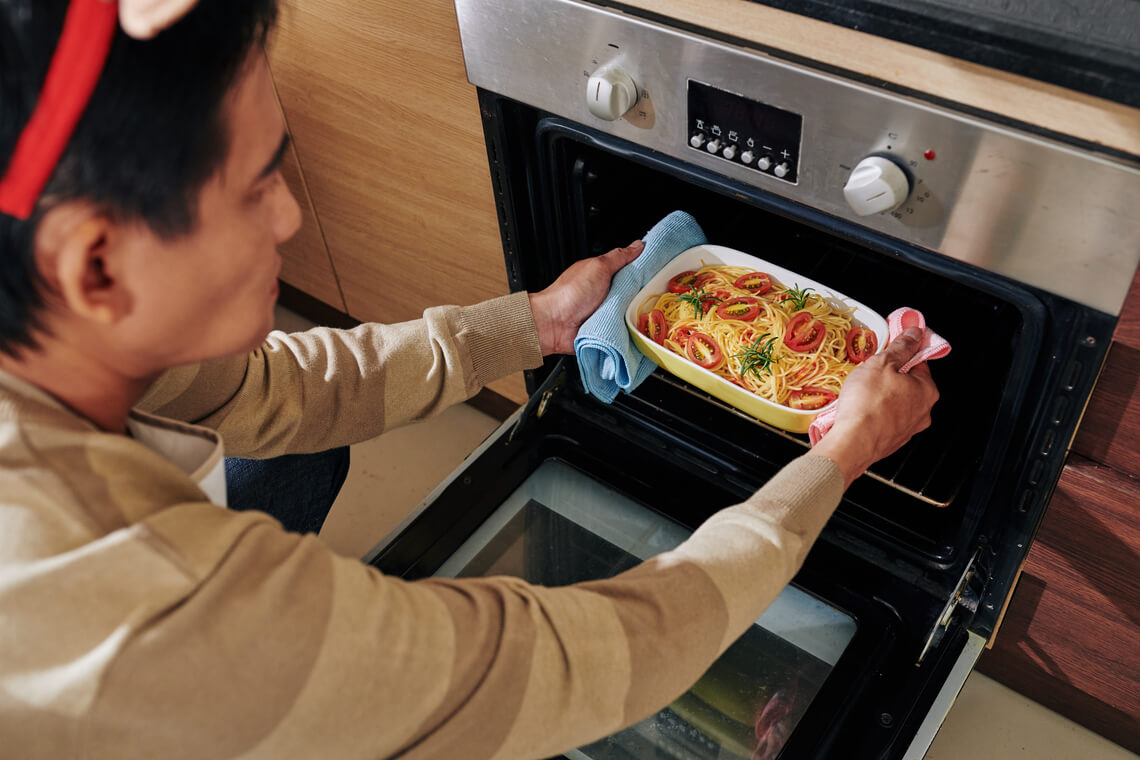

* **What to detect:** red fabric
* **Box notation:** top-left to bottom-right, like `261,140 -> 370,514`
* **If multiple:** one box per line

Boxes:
0,0 -> 119,219
808,307 -> 951,446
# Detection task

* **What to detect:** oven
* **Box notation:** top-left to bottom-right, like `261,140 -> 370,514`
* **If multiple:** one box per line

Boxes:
363,1 -> 1140,757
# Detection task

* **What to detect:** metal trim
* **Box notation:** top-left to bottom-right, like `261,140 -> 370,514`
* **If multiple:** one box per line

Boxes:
902,631 -> 988,758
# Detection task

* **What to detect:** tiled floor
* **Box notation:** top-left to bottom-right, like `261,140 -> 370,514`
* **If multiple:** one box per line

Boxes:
276,305 -> 1136,760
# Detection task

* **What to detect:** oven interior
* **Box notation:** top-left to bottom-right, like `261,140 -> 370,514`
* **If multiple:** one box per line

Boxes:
506,112 -> 1054,571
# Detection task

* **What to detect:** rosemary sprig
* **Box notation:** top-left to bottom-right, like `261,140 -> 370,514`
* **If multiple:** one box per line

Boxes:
679,286 -> 722,319
734,333 -> 780,381
779,284 -> 816,311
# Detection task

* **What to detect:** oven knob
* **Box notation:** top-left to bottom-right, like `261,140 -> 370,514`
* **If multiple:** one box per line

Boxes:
774,162 -> 790,178
843,155 -> 912,216
757,156 -> 772,171
585,65 -> 638,121
741,150 -> 755,165
706,139 -> 722,154
690,133 -> 708,149
722,144 -> 737,160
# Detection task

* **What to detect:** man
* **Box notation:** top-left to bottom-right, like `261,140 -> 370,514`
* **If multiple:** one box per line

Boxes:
0,2 -> 939,758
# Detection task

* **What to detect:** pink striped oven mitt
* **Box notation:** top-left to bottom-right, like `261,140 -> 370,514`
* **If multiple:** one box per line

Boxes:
808,307 -> 951,446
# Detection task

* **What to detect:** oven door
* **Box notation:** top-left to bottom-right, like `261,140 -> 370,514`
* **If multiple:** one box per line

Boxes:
365,382 -> 981,759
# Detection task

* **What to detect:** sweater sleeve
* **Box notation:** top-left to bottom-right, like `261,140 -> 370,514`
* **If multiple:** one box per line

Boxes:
135,293 -> 542,458
84,454 -> 843,760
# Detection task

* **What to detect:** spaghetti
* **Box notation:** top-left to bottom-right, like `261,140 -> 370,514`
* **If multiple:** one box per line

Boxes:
635,264 -> 878,410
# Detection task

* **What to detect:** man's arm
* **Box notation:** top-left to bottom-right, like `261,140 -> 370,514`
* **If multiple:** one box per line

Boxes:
137,242 -> 644,458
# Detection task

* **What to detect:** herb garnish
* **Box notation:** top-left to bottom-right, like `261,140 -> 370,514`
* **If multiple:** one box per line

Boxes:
679,286 -> 722,319
780,284 -> 816,311
734,333 -> 780,381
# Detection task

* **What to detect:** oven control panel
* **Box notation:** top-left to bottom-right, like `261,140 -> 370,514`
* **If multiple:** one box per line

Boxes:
687,80 -> 803,184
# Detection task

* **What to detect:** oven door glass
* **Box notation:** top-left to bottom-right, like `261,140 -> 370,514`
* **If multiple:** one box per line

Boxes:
434,459 -> 858,760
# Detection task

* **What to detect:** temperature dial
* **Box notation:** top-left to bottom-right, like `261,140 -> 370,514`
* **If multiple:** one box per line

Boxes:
843,155 -> 911,216
586,65 -> 638,121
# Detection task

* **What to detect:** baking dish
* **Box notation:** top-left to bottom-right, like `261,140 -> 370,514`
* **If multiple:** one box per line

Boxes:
625,244 -> 889,434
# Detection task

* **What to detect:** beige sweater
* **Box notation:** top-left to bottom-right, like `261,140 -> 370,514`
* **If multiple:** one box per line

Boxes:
0,292 -> 843,759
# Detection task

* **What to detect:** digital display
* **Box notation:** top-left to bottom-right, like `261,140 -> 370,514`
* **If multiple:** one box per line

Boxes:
687,80 -> 803,183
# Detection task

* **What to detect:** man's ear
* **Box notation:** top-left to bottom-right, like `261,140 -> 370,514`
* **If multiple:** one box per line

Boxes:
35,204 -> 132,326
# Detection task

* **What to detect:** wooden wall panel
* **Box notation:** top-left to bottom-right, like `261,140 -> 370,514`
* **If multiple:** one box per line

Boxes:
276,122 -> 346,311
266,0 -> 526,405
978,456 -> 1140,752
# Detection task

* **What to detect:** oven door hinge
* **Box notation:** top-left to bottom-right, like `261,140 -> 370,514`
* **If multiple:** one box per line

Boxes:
916,547 -> 990,665
507,357 -> 568,445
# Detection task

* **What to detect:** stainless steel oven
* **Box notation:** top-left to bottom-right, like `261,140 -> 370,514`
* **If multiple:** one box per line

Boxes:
364,1 -> 1140,757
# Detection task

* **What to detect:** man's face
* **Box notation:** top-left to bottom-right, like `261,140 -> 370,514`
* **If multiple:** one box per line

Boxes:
112,54 -> 300,373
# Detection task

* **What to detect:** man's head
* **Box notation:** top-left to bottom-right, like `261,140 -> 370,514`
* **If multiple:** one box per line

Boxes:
0,0 -> 297,374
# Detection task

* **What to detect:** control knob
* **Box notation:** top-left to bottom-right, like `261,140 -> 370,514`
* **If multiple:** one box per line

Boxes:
843,155 -> 912,216
774,162 -> 790,178
586,65 -> 638,121
706,139 -> 722,154
722,144 -> 737,160
689,133 -> 708,149
740,150 -> 755,165
757,156 -> 772,171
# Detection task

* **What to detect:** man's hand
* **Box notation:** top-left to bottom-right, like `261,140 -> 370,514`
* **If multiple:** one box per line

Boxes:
812,327 -> 940,487
117,0 -> 198,39
528,240 -> 645,356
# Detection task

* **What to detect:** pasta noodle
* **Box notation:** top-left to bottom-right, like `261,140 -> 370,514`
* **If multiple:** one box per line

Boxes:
635,264 -> 874,410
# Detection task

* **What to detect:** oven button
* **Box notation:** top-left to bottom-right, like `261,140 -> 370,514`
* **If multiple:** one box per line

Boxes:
585,65 -> 638,121
722,144 -> 737,160
757,156 -> 772,171
690,133 -> 708,149
843,155 -> 912,216
741,150 -> 755,165
706,139 -> 722,154
774,162 -> 790,178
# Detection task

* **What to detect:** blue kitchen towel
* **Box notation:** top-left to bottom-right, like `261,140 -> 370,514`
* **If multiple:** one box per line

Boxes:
574,210 -> 708,403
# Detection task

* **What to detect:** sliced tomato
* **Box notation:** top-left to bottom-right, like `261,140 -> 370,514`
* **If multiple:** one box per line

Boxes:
637,308 -> 668,345
693,272 -> 717,289
844,326 -> 878,363
673,325 -> 697,345
788,386 -> 837,410
784,310 -> 826,353
685,331 -> 724,370
733,271 -> 772,295
668,271 -> 699,293
716,296 -> 760,321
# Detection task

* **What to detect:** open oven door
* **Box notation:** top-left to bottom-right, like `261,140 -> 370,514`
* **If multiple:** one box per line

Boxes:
362,361 -> 996,759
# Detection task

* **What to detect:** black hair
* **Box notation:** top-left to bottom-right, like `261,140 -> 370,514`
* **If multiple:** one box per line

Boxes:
0,0 -> 278,357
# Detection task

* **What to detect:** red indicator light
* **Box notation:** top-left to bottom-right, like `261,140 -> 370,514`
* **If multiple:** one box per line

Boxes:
924,149 -> 936,160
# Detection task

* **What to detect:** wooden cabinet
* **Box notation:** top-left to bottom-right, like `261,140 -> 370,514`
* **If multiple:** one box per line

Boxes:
267,0 -> 526,404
